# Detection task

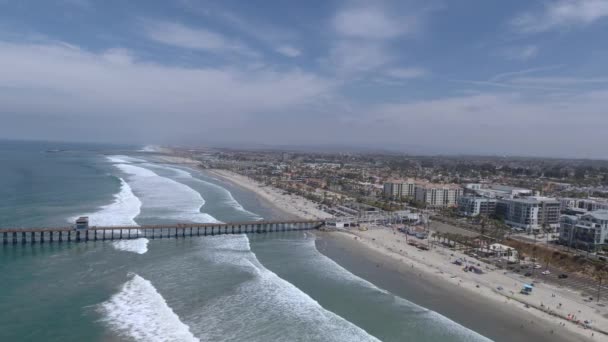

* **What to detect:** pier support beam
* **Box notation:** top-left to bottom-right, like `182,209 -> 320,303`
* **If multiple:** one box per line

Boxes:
3,232 -> 7,245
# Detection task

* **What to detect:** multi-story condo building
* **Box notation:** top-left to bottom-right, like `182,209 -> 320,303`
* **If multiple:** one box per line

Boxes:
559,210 -> 608,251
414,184 -> 463,208
468,184 -> 533,199
559,198 -> 608,212
496,197 -> 561,232
457,196 -> 497,217
383,180 -> 418,199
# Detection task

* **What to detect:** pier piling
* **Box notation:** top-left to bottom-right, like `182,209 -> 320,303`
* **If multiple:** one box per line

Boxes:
1,219 -> 323,246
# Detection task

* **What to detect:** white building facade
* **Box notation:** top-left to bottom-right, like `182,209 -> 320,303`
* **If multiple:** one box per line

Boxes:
559,210 -> 608,250
415,184 -> 463,208
497,197 -> 561,232
457,196 -> 497,217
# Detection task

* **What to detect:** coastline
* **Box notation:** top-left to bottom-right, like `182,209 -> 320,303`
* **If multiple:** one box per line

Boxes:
155,152 -> 607,341
204,169 -> 333,221
319,228 -> 606,342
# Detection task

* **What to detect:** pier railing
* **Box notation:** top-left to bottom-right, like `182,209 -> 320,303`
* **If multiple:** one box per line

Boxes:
1,220 -> 325,245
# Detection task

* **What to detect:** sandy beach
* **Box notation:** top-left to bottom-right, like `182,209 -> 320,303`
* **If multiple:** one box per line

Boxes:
206,169 -> 333,220
325,227 -> 608,342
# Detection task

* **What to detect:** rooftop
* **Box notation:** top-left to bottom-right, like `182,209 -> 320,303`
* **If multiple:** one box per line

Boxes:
585,210 -> 608,221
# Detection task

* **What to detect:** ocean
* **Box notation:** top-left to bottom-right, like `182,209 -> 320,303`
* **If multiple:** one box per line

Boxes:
0,140 -> 493,342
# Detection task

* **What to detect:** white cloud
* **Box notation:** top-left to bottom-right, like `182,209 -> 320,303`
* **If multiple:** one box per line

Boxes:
343,89 -> 608,157
510,76 -> 608,86
385,67 -> 427,79
511,0 -> 608,33
499,45 -> 539,61
0,40 -> 333,140
326,40 -> 394,74
102,48 -> 135,65
143,21 -> 258,57
489,65 -> 565,82
275,45 -> 301,57
332,6 -> 416,40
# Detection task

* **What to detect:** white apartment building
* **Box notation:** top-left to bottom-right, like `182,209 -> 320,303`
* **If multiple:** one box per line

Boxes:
559,210 -> 608,250
496,197 -> 561,232
414,184 -> 463,208
383,180 -> 418,199
559,198 -> 608,212
457,196 -> 497,217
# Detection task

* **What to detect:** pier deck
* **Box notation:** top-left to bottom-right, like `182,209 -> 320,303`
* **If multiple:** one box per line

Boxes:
1,219 -> 325,245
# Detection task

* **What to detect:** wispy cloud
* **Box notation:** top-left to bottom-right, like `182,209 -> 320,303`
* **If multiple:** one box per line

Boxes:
385,67 -> 427,79
499,45 -> 539,61
510,76 -> 608,86
332,6 -> 417,40
325,4 -> 422,75
0,40 -> 333,141
489,65 -> 565,82
325,40 -> 394,74
511,0 -> 608,33
174,2 -> 302,60
143,21 -> 258,57
275,45 -> 301,57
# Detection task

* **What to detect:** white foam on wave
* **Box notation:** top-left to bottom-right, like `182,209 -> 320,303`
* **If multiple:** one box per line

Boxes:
111,160 -> 220,224
69,177 -> 141,227
100,273 -> 199,342
68,174 -> 150,254
112,238 -> 149,254
107,155 -> 147,164
192,235 -> 380,342
148,164 -> 262,220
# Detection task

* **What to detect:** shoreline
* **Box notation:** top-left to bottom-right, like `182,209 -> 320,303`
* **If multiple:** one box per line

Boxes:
204,169 -> 333,221
320,228 -> 606,342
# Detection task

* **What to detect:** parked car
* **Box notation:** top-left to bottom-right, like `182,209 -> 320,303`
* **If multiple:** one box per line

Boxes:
541,270 -> 551,275
524,272 -> 533,277
558,274 -> 568,279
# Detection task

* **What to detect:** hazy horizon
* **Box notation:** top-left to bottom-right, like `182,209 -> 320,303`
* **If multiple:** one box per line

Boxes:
1,1 -> 608,158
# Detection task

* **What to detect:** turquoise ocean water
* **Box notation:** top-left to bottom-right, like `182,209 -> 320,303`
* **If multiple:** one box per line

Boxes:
0,140 -> 493,342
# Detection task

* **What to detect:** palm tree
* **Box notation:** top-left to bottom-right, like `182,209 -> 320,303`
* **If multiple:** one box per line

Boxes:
594,264 -> 607,303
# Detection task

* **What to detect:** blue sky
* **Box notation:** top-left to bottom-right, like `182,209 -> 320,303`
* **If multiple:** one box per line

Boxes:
1,0 -> 608,157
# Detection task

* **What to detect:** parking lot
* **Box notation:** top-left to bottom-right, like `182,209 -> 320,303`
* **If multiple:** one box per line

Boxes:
496,261 -> 608,303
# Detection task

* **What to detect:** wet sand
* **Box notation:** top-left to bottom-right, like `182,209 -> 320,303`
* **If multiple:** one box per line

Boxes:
316,231 -> 595,342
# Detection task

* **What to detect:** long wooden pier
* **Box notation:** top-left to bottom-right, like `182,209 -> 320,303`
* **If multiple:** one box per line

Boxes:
1,219 -> 325,245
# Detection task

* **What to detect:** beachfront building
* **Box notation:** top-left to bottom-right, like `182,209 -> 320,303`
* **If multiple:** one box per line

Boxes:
414,183 -> 463,208
457,195 -> 497,217
467,184 -> 533,199
383,179 -> 418,199
496,197 -> 560,232
559,197 -> 608,212
559,210 -> 608,251
475,243 -> 518,262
